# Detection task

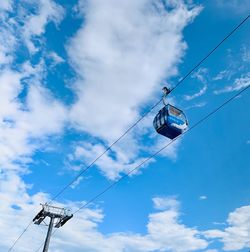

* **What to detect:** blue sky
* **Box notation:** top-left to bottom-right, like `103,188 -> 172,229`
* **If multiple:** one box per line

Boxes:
0,0 -> 250,251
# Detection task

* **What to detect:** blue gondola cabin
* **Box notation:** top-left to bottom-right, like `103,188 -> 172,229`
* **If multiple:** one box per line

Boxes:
153,104 -> 188,139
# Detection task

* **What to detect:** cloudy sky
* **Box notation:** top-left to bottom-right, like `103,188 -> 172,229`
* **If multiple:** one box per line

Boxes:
0,0 -> 250,251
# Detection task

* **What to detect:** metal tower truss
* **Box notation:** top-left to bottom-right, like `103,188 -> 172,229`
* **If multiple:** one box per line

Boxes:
33,204 -> 73,252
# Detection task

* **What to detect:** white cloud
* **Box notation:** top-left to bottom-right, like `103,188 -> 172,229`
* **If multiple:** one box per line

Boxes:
215,0 -> 250,15
66,103 -> 183,180
67,108 -> 182,180
146,209 -> 208,252
192,68 -> 209,84
213,70 -> 232,81
0,0 -> 12,11
213,222 -> 226,226
0,66 -> 67,172
205,205 -> 250,251
214,73 -> 250,94
247,140 -> 250,145
184,84 -> 207,101
150,135 -> 181,160
0,4 -> 208,250
185,101 -> 207,110
69,0 -> 202,142
0,1 -> 67,172
0,11 -> 16,65
24,84 -> 67,137
68,141 -> 152,180
241,45 -> 250,62
62,0 -> 203,181
52,196 -> 208,252
70,176 -> 83,189
48,51 -> 65,66
0,0 -> 192,201
19,0 -> 65,53
184,68 -> 208,101
2,191 -> 209,252
153,196 -> 180,211
0,0 -> 65,63
199,195 -> 207,200
0,171 -> 50,251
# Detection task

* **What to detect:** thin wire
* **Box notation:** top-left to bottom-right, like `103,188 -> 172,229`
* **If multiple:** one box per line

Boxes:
49,99 -> 163,203
34,84 -> 250,252
49,14 -> 250,204
8,14 -> 250,252
7,220 -> 34,252
34,229 -> 58,252
73,85 -> 250,214
171,14 -> 250,92
34,242 -> 43,252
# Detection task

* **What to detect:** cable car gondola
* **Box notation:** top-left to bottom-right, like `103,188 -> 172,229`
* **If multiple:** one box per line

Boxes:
153,88 -> 188,139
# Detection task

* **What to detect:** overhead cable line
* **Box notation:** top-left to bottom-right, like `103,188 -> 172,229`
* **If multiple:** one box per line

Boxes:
34,240 -> 44,252
34,229 -> 58,252
7,220 -> 33,252
72,84 -> 250,215
34,84 -> 250,252
171,14 -> 250,92
8,14 -> 250,252
48,14 -> 250,204
48,99 -> 163,203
